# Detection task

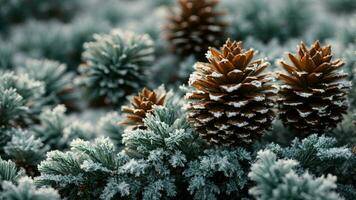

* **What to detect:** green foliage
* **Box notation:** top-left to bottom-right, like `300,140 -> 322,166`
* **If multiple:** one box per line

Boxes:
0,72 -> 44,126
19,59 -> 77,108
328,112 -> 356,146
32,105 -> 68,150
150,55 -> 196,88
123,104 -> 202,158
184,147 -> 251,200
98,112 -> 124,148
9,18 -> 110,68
65,16 -> 111,67
323,0 -> 356,13
11,20 -> 70,62
249,150 -> 343,200
4,129 -> 48,170
121,102 -> 204,199
0,72 -> 44,104
79,29 -> 154,105
266,135 -> 355,176
0,40 -> 14,70
1,176 -> 60,200
266,134 -> 356,198
0,0 -> 80,32
36,138 -> 117,199
0,157 -> 23,184
227,0 -> 311,43
337,18 -> 356,45
260,120 -> 297,146
0,88 -> 27,127
33,105 -> 95,150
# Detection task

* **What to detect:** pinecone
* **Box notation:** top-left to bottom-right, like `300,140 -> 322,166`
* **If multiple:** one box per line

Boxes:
277,41 -> 351,135
121,87 -> 166,129
166,0 -> 227,58
185,39 -> 276,146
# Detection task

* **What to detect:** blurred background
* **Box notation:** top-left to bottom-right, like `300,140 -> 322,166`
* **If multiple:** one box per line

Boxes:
0,0 -> 355,113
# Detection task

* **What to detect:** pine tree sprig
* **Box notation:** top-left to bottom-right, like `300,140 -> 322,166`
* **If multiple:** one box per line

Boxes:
249,149 -> 343,200
79,29 -> 154,106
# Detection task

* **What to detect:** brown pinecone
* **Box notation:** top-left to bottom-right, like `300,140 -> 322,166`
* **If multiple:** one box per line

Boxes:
277,41 -> 351,135
121,87 -> 166,129
185,39 -> 277,146
166,0 -> 227,58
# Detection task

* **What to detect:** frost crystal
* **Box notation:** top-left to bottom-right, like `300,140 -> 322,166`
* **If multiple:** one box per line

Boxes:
311,88 -> 325,93
295,91 -> 313,97
205,51 -> 212,59
210,71 -> 223,78
219,58 -> 229,63
211,111 -> 224,118
220,84 -> 242,92
297,109 -> 312,117
241,113 -> 256,118
188,72 -> 201,86
236,121 -> 248,127
209,93 -> 224,101
253,95 -> 265,101
251,80 -> 262,87
228,100 -> 249,108
226,112 -> 238,117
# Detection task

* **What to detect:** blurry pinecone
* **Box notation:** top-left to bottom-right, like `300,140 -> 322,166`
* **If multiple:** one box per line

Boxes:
166,0 -> 227,59
277,41 -> 351,135
121,87 -> 166,129
186,39 -> 276,146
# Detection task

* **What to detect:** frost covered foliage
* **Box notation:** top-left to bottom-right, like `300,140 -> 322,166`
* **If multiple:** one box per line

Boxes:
328,112 -> 356,147
64,16 -> 111,68
249,150 -> 343,200
150,55 -> 196,88
227,0 -> 311,42
10,19 -> 110,69
18,59 -> 77,109
36,138 -> 117,199
0,157 -> 23,184
32,105 -> 95,150
184,148 -> 251,200
79,29 -> 154,105
0,40 -> 14,70
1,177 -> 60,200
323,0 -> 356,13
4,129 -> 48,176
10,20 -> 70,63
123,100 -> 202,157
120,102 -> 204,199
0,0 -> 80,32
337,17 -> 356,45
36,101 -> 255,200
0,72 -> 44,126
98,112 -> 124,148
266,134 -> 356,198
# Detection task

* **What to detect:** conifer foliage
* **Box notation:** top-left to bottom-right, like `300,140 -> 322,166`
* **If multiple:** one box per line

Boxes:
249,150 -> 343,200
79,29 -> 154,105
